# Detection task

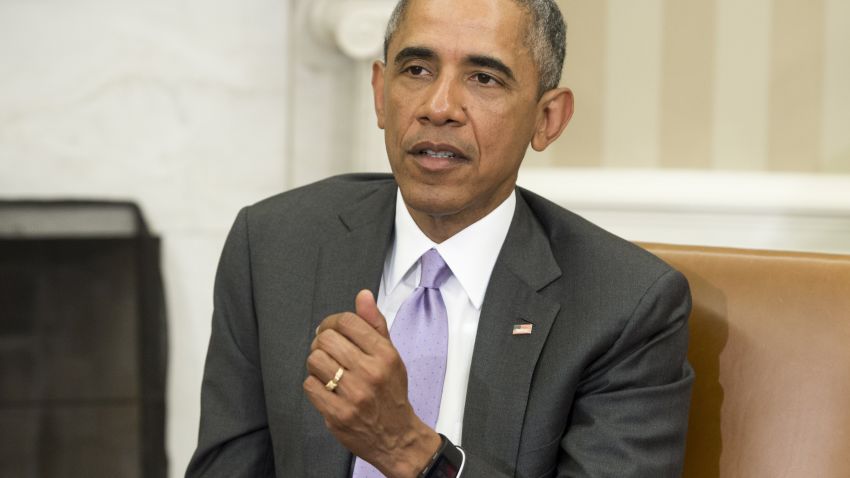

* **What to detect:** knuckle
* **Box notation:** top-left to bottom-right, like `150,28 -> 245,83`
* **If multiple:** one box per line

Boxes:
348,387 -> 367,407
315,331 -> 331,347
368,335 -> 384,352
373,340 -> 391,357
305,352 -> 322,372
337,312 -> 358,330
344,312 -> 369,334
316,331 -> 339,352
383,349 -> 402,369
347,389 -> 364,408
362,363 -> 386,385
359,365 -> 376,384
303,377 -> 317,395
337,407 -> 355,424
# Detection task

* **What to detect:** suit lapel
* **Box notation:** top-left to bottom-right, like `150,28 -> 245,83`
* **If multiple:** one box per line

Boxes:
310,184 -> 396,322
301,182 -> 397,478
462,192 -> 562,471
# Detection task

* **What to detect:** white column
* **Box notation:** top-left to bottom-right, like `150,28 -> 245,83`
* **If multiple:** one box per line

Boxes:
290,0 -> 395,186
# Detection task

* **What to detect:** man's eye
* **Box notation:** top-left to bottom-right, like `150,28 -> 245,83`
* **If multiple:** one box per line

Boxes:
475,73 -> 498,85
406,66 -> 427,76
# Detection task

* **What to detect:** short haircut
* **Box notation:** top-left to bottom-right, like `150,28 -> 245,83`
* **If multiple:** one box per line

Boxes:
383,0 -> 567,93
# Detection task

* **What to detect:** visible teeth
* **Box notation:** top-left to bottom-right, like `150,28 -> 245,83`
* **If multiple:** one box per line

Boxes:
422,149 -> 456,158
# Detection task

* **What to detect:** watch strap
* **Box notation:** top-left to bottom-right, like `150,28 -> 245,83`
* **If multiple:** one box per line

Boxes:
418,434 -> 463,478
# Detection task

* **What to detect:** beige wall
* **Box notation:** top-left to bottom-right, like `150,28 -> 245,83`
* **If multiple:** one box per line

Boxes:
537,0 -> 850,173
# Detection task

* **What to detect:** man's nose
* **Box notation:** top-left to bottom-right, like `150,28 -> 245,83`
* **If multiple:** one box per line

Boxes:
417,73 -> 466,126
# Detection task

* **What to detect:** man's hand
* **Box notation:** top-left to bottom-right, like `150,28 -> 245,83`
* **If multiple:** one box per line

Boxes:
304,289 -> 442,478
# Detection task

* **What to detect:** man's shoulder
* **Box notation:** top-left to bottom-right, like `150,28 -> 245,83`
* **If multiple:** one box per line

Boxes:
229,173 -> 395,249
245,173 -> 395,223
517,186 -> 676,283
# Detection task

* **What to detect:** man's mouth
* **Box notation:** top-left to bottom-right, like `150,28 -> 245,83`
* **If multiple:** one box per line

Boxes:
410,142 -> 468,161
419,149 -> 457,159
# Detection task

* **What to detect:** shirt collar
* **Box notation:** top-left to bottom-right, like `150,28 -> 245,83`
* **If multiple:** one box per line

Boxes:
385,189 -> 516,309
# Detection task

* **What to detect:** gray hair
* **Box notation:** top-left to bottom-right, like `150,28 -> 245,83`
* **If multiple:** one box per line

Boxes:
382,0 -> 567,93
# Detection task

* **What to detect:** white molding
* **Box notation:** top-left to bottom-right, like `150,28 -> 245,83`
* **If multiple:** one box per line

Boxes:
309,0 -> 393,60
518,168 -> 850,254
519,168 -> 850,215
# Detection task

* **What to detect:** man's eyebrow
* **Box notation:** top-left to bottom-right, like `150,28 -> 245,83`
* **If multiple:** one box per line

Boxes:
392,48 -> 517,83
393,46 -> 435,65
466,55 -> 516,82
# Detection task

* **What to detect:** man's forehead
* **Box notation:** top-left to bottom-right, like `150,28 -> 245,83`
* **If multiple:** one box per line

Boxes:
389,0 -> 529,63
398,0 -> 528,34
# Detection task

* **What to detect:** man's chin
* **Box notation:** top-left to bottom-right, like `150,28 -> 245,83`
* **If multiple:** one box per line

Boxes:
398,185 -> 465,218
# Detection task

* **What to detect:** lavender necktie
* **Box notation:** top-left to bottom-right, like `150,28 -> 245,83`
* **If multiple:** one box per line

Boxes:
352,248 -> 451,477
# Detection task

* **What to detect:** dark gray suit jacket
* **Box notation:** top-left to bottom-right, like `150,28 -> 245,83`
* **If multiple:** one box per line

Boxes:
186,173 -> 693,478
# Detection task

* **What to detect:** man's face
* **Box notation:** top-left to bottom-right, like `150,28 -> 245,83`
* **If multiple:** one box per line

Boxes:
373,0 -> 547,232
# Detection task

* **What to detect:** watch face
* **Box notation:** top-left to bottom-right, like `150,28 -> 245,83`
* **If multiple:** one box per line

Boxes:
432,458 -> 458,478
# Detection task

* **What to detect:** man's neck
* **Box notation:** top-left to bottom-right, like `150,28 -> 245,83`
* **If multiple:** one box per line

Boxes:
404,191 -> 515,244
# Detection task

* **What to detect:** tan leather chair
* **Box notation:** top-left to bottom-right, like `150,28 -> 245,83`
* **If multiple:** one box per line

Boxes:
641,243 -> 850,478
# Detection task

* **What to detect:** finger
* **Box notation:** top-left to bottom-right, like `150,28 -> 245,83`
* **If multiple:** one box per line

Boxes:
305,348 -> 341,385
316,311 -> 374,339
315,312 -> 346,336
313,328 -> 367,371
321,311 -> 387,355
303,374 -> 349,418
303,375 -> 362,434
355,289 -> 389,338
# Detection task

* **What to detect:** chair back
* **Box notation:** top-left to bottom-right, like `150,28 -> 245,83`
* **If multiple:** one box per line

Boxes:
642,243 -> 850,478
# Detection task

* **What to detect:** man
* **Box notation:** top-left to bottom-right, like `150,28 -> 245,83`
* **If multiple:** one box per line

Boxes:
187,0 -> 693,476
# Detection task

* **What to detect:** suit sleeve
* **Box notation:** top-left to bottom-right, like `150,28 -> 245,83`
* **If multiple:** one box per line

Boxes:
461,269 -> 694,478
185,208 -> 276,477
557,268 -> 694,477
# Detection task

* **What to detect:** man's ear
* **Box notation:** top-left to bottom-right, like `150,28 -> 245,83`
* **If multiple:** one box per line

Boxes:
531,87 -> 574,152
372,60 -> 387,130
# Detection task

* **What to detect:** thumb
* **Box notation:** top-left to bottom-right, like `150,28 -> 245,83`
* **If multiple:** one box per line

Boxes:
355,289 -> 389,338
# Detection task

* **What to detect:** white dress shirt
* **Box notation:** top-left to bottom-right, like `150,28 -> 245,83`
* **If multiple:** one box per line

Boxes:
377,189 -> 516,446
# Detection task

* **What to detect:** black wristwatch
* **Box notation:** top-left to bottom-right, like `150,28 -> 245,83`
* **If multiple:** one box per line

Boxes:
418,434 -> 464,478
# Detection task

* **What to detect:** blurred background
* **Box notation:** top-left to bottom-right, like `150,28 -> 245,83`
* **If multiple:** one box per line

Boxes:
0,0 -> 847,476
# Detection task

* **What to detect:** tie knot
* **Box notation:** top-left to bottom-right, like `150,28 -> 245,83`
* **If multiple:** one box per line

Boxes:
418,249 -> 451,289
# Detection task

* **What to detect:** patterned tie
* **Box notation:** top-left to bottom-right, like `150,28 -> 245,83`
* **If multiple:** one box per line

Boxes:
352,248 -> 451,477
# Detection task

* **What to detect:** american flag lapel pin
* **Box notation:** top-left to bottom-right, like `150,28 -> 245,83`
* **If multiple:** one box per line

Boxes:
512,323 -> 533,335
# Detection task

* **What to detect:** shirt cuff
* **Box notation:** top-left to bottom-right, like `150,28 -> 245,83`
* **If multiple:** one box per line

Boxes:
455,446 -> 466,477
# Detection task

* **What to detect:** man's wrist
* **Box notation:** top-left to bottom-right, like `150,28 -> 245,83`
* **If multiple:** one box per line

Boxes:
417,434 -> 464,478
381,421 -> 442,478
417,434 -> 448,478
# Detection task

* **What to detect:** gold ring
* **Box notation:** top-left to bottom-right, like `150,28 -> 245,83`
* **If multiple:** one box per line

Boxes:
325,367 -> 345,392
